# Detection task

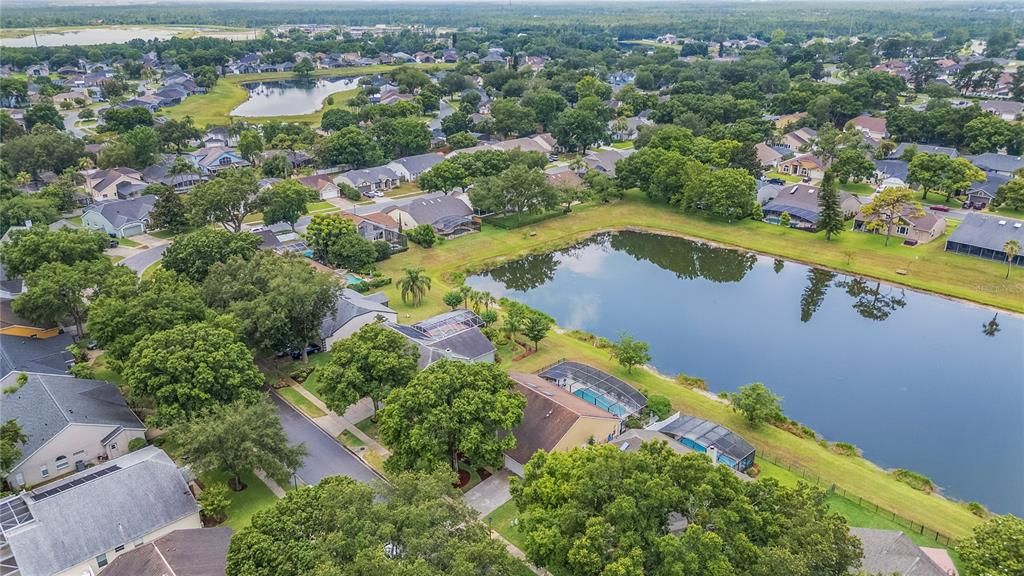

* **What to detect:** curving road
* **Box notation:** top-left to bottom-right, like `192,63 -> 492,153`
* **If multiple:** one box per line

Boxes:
120,244 -> 168,275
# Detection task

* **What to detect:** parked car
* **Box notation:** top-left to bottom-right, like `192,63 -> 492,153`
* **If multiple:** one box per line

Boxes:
962,201 -> 985,210
290,343 -> 322,359
929,205 -> 950,212
108,239 -> 119,248
766,178 -> 786,185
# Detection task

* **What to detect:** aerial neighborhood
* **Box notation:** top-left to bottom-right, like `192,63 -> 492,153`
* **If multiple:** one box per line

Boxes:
0,3 -> 1021,576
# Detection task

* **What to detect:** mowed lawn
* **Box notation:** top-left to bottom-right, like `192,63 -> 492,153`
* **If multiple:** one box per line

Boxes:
372,193 -> 1002,539
161,63 -> 454,127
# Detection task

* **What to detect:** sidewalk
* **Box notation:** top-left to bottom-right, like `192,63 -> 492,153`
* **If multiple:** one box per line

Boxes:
286,384 -> 390,457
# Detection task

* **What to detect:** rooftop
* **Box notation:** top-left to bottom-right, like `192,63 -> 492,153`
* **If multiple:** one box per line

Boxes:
652,413 -> 756,465
101,527 -> 232,576
946,212 -> 1024,252
851,527 -> 950,576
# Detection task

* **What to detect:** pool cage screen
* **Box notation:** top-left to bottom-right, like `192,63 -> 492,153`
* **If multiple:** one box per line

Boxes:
538,360 -> 647,418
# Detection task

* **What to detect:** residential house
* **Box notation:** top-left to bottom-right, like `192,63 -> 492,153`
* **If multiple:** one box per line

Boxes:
874,159 -> 910,182
297,174 -> 341,199
945,213 -> 1024,266
142,154 -> 203,192
385,152 -> 445,182
51,91 -> 89,107
101,528 -> 232,576
778,127 -> 817,151
582,147 -> 634,177
503,372 -> 621,476
853,205 -> 947,244
0,330 -> 74,375
980,99 -> 1024,121
756,181 -> 784,205
610,429 -> 752,480
25,64 -> 49,77
0,447 -> 201,576
545,165 -> 584,188
118,95 -> 162,112
887,143 -> 960,160
649,412 -> 756,471
83,167 -> 147,201
776,153 -> 827,180
262,149 -> 314,169
537,360 -> 647,421
847,115 -> 888,142
202,127 -> 238,148
414,51 -> 435,63
608,115 -> 654,141
0,372 -> 146,488
772,112 -> 806,130
342,211 -> 406,248
851,527 -> 956,576
872,59 -> 911,81
82,195 -> 157,238
336,166 -> 401,196
189,146 -> 249,175
966,152 -> 1024,176
442,49 -> 459,63
493,133 -> 557,154
387,310 -> 495,369
152,85 -> 188,106
762,183 -> 862,230
754,142 -> 785,168
965,173 -> 1010,207
320,289 -> 397,348
384,195 -> 478,237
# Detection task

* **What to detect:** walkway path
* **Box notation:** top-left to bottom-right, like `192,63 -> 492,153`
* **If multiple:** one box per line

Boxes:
464,469 -> 512,518
254,469 -> 289,496
286,384 -> 390,457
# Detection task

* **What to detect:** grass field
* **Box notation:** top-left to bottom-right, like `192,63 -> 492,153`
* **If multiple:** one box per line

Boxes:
161,63 -> 454,127
200,470 -> 278,531
840,181 -> 876,195
371,192 -> 1007,539
278,386 -> 326,418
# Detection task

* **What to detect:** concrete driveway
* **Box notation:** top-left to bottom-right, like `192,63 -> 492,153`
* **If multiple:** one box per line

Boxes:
271,393 -> 382,486
464,469 -> 512,519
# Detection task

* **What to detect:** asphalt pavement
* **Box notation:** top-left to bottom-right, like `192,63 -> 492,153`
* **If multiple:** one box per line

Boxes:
270,393 -> 382,486
120,244 -> 168,275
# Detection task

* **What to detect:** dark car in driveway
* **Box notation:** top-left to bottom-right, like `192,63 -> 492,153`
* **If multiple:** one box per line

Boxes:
929,205 -> 950,212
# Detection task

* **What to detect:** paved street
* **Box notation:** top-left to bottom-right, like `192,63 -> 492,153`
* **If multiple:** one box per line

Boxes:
120,244 -> 168,274
347,191 -> 445,216
271,393 -> 382,486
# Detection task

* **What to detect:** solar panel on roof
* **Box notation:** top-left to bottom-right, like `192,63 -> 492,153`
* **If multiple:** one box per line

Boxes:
30,465 -> 121,502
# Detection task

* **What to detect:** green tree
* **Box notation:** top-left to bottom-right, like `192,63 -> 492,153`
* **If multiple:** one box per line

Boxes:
522,312 -> 551,350
521,89 -> 568,131
237,130 -> 264,164
24,103 -> 63,131
316,126 -> 383,168
575,75 -> 612,100
87,269 -> 209,362
122,319 -> 264,425
512,443 -> 862,576
13,259 -> 122,338
303,214 -> 376,270
176,398 -> 306,490
396,266 -> 432,306
0,420 -> 28,477
908,153 -> 986,201
0,227 -> 108,277
161,228 -> 261,283
0,125 -> 85,177
407,223 -> 437,247
957,515 -> 1024,576
446,131 -> 477,149
992,178 -> 1024,211
156,117 -> 201,152
260,154 -> 292,179
379,360 -> 525,472
418,160 -> 469,194
470,164 -> 558,225
731,382 -> 783,427
319,322 -> 419,415
440,109 -> 470,136
189,168 -> 259,232
862,187 -> 922,246
443,290 -> 464,310
0,195 -> 60,235
149,185 -> 190,233
1004,240 -> 1020,279
36,170 -> 79,212
202,252 -> 340,359
293,58 -> 314,80
370,117 -> 431,159
197,483 -> 230,523
685,167 -> 756,220
491,98 -> 537,137
780,211 -> 793,227
320,107 -> 357,132
101,106 -> 153,133
830,147 -> 875,184
610,333 -> 651,373
817,170 -> 844,240
552,107 -> 606,153
257,179 -> 312,232
226,471 -> 526,576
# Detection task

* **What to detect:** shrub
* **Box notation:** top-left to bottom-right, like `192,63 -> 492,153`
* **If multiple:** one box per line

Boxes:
647,394 -> 673,420
407,224 -> 437,247
965,501 -> 989,518
744,463 -> 761,478
480,309 -> 499,326
674,373 -> 707,390
624,415 -> 643,429
830,442 -> 860,457
69,362 -> 96,379
128,437 -> 148,452
198,483 -> 230,523
373,240 -> 391,261
289,365 -> 316,383
891,469 -> 934,492
3,373 -> 28,394
349,276 -> 391,293
481,326 -> 500,342
340,183 -> 362,201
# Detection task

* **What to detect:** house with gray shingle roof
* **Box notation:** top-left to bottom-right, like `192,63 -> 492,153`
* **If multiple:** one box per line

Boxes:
965,152 -> 1024,176
0,446 -> 201,576
0,333 -> 75,378
945,212 -> 1024,266
142,154 -> 203,192
101,527 -> 232,576
851,527 -> 953,576
82,195 -> 157,238
0,372 -> 146,489
384,195 -> 478,237
386,152 -> 445,181
979,99 -> 1024,121
188,146 -> 249,175
887,143 -> 959,160
335,166 -> 401,196
320,289 -> 397,348
387,310 -> 495,369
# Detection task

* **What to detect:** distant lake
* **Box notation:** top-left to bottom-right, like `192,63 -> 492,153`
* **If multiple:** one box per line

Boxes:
467,231 -> 1024,515
231,77 -> 361,118
2,27 -> 180,47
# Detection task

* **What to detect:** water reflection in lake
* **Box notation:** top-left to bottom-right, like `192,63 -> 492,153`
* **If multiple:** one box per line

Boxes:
231,77 -> 361,117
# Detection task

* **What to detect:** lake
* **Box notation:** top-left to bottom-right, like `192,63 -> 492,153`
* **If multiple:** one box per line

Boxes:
467,231 -> 1024,515
231,77 -> 361,118
1,27 -> 253,47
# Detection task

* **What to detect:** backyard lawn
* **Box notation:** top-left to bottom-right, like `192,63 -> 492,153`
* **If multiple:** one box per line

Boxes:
839,181 -> 875,195
200,470 -> 279,531
277,386 -> 326,418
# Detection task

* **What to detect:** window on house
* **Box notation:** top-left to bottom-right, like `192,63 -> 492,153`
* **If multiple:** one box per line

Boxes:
114,544 -> 125,552
40,466 -> 49,478
219,157 -> 232,165
96,554 -> 108,568
109,443 -> 117,451
55,455 -> 69,470
134,538 -> 144,548
896,225 -> 910,236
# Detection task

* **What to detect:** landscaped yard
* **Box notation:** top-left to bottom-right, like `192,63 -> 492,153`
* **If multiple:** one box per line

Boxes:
764,170 -> 803,183
384,181 -> 423,198
355,416 -> 381,442
200,470 -> 279,531
486,499 -> 527,550
294,353 -> 332,397
839,181 -> 875,195
337,429 -> 366,449
115,236 -> 144,248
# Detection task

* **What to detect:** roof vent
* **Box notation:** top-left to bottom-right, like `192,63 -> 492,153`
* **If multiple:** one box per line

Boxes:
998,220 -> 1007,225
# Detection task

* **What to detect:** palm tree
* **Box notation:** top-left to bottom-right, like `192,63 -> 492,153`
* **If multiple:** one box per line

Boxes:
458,284 -> 473,310
1004,239 -> 1020,279
397,267 -> 432,307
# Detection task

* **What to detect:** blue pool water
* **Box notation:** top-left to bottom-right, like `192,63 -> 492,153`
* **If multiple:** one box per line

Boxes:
345,274 -> 363,285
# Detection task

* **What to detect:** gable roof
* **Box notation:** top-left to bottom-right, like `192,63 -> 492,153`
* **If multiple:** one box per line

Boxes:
296,174 -> 337,192
584,147 -> 633,176
101,528 -> 232,576
389,152 -> 444,175
0,372 -> 145,469
338,165 -> 400,186
980,99 -> 1024,117
405,195 -> 472,226
85,195 -> 157,229
888,143 -> 958,159
3,447 -> 198,576
320,289 -> 395,340
505,372 -> 619,465
190,146 -> 247,169
874,159 -> 910,181
782,127 -> 817,146
387,310 -> 494,368
87,167 -> 144,194
848,114 -> 887,134
851,528 -> 949,576
0,333 -> 75,379
754,142 -> 783,164
946,212 -> 1024,252
966,152 -> 1024,174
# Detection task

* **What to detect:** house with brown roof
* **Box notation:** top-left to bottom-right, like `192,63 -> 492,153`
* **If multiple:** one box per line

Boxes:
101,528 -> 232,576
297,174 -> 341,199
342,211 -> 406,248
853,204 -> 946,244
847,115 -> 889,142
754,142 -> 784,168
778,127 -> 817,152
776,153 -> 827,180
545,166 -> 584,188
504,372 -> 621,476
83,167 -> 147,201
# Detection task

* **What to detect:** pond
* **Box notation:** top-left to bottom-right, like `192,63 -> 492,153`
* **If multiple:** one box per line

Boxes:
2,27 -> 182,47
230,77 -> 361,118
467,231 -> 1024,515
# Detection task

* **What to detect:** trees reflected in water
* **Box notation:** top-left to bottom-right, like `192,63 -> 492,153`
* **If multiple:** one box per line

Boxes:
800,268 -> 836,323
835,277 -> 907,322
610,231 -> 757,283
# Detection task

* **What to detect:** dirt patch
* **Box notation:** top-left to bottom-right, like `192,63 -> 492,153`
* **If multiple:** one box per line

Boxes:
454,469 -> 471,488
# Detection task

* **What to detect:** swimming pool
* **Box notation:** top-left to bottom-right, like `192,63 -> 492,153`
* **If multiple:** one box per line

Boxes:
345,274 -> 363,285
574,389 -> 627,417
